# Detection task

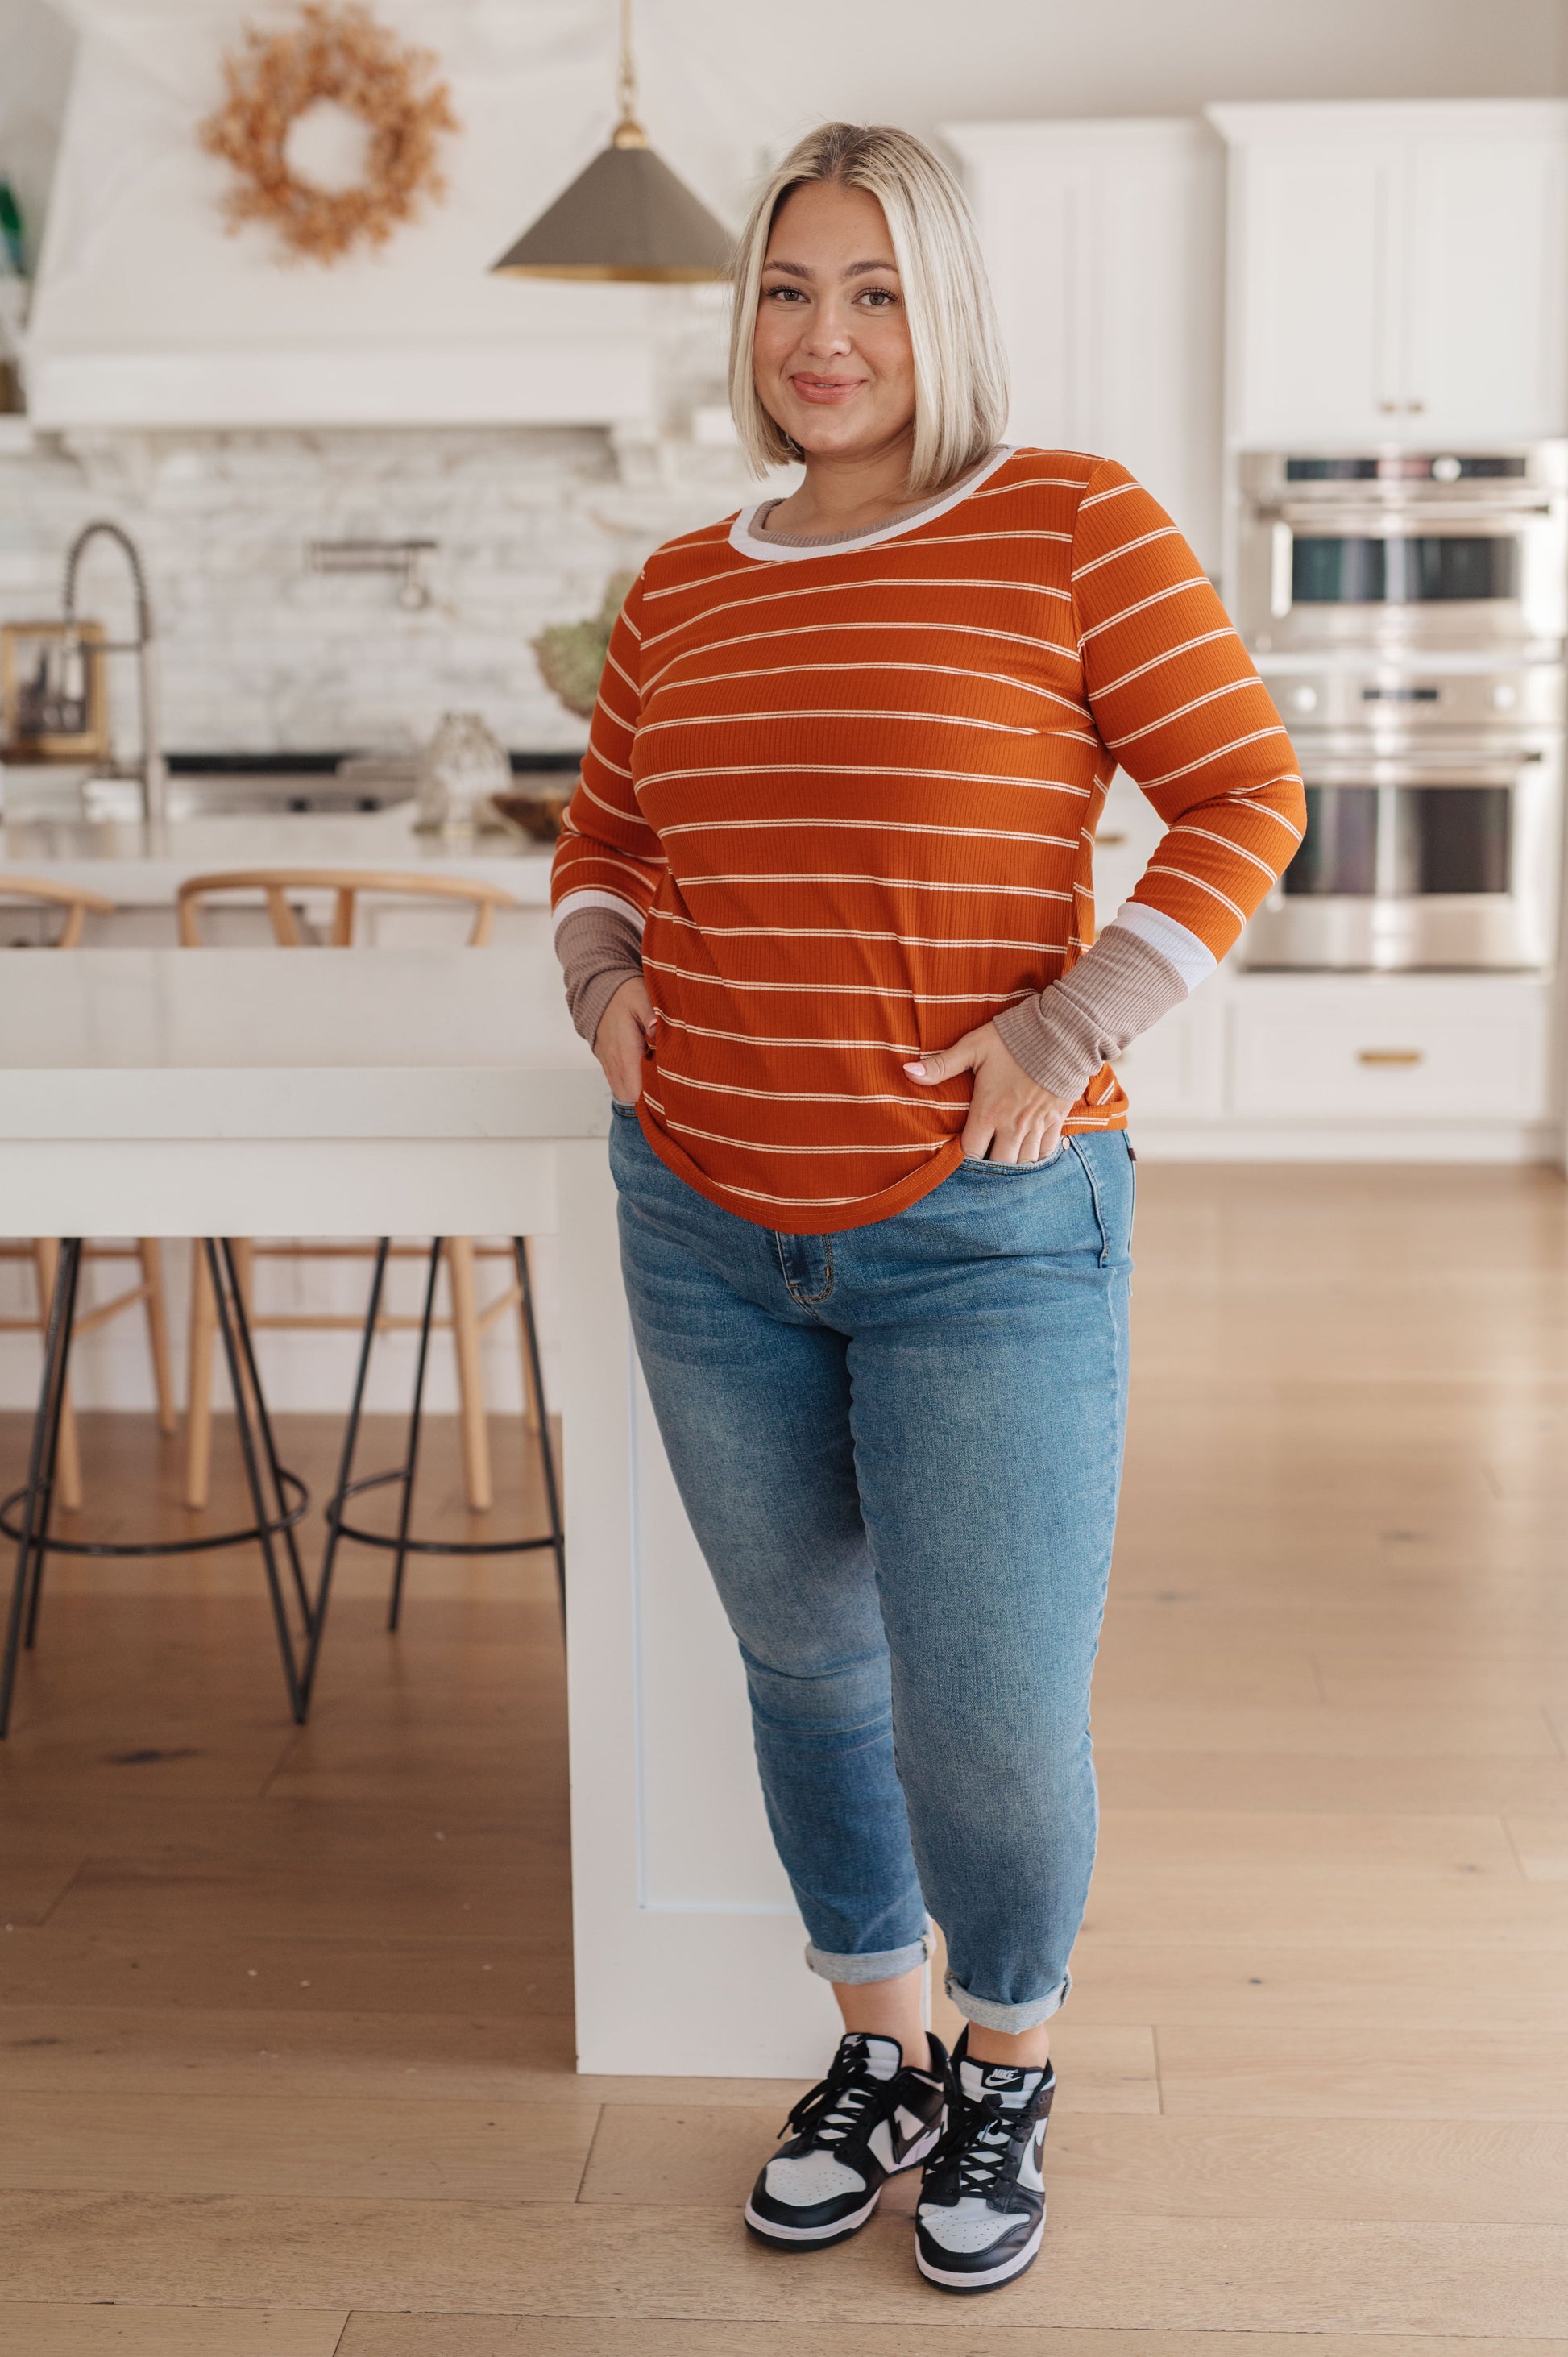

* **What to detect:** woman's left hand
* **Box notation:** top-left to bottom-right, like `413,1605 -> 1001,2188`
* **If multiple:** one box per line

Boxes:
905,1023 -> 1075,1164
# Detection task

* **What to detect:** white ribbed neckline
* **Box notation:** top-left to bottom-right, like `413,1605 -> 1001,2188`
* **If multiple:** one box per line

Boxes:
728,446 -> 1015,563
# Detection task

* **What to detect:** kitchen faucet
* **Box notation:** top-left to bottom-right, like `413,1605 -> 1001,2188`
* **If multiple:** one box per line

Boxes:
61,520 -> 166,824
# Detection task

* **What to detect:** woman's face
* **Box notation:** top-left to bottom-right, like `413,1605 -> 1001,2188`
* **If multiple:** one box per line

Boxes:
753,181 -> 915,464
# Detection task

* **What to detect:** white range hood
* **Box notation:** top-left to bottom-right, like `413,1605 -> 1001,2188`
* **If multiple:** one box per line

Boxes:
22,0 -> 724,431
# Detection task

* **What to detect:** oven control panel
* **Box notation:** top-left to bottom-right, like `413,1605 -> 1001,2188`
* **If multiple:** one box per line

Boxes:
1255,666 -> 1565,733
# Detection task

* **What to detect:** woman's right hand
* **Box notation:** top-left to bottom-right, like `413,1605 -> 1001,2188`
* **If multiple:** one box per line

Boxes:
594,974 -> 658,1106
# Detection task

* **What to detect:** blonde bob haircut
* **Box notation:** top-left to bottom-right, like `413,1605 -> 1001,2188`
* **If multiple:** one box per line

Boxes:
728,122 -> 1010,500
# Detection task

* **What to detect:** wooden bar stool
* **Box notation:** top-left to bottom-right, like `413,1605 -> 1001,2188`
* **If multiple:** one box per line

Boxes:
0,876 -> 176,1508
175,869 -> 561,1654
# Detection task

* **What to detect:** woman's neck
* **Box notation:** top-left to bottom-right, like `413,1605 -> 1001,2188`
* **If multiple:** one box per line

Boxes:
765,433 -> 925,538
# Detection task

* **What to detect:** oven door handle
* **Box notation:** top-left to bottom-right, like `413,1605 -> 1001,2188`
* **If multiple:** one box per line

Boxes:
1259,501 -> 1551,530
1302,757 -> 1537,791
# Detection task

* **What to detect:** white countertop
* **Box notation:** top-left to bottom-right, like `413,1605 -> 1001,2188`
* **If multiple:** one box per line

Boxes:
0,807 -> 555,905
0,948 -> 605,1140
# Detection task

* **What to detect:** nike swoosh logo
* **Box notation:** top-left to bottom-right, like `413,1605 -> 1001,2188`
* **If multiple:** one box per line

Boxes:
888,2105 -> 931,2164
1032,2130 -> 1047,2172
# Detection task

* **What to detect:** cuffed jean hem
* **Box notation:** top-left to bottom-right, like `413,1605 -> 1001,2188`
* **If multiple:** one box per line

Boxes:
805,1928 -> 933,1985
944,1967 -> 1071,2033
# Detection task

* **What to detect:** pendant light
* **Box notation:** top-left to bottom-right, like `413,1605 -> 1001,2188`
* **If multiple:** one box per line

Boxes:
491,0 -> 730,282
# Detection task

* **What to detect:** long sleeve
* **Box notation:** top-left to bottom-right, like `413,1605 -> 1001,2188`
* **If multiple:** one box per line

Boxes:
993,460 -> 1305,1102
550,572 -> 667,1043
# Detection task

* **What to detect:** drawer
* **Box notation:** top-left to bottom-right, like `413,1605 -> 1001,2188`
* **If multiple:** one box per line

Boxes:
1229,989 -> 1549,1121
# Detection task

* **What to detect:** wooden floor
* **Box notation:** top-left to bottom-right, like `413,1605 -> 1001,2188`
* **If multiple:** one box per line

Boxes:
2,1166 -> 1567,2355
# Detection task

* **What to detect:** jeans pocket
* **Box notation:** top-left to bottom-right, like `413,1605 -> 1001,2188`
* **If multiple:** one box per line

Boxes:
961,1140 -> 1066,1173
609,1097 -> 640,1119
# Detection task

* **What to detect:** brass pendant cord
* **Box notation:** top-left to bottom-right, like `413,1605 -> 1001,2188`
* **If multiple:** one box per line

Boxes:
613,0 -> 646,148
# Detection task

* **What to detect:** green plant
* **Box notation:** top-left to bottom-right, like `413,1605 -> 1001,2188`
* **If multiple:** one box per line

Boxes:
532,571 -> 635,720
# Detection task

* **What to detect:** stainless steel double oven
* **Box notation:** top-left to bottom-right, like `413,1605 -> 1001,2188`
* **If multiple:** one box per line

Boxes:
1234,445 -> 1567,972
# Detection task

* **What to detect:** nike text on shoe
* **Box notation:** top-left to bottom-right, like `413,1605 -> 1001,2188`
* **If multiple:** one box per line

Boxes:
744,2030 -> 949,2250
915,2027 -> 1056,2293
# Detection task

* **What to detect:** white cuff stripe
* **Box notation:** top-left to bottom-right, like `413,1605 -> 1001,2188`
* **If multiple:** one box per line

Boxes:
552,889 -> 648,937
1108,902 -> 1217,990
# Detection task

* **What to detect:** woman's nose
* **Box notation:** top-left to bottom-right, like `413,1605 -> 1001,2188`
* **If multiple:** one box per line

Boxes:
801,303 -> 854,356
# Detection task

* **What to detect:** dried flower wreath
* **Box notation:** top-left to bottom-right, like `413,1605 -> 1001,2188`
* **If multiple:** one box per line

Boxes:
198,2 -> 458,264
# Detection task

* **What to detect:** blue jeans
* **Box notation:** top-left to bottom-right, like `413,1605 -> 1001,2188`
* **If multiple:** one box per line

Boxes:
610,1106 -> 1135,2032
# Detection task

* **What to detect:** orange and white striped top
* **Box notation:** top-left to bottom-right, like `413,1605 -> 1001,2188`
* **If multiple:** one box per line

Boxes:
551,446 -> 1304,1233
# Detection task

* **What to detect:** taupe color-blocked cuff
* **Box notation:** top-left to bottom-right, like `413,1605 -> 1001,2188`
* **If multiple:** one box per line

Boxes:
556,905 -> 645,1045
993,923 -> 1190,1103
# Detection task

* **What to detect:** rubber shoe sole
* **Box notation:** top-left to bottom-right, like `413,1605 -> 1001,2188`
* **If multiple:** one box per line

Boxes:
743,2189 -> 879,2247
915,2212 -> 1045,2293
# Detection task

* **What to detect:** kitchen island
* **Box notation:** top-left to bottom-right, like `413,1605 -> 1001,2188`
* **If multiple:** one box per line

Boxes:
0,946 -> 832,2076
0,796 -> 554,940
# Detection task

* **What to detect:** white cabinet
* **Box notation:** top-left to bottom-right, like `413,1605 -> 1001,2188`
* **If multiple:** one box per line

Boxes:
943,118 -> 1224,571
1228,976 -> 1552,1123
1210,102 -> 1568,450
1217,135 -> 1391,446
1404,136 -> 1568,445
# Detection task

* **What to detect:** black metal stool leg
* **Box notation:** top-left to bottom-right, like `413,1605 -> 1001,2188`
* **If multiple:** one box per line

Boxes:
1,1239 -> 81,1738
20,1512 -> 47,1654
205,1239 -> 306,1724
515,1239 -> 565,1622
218,1239 -> 313,1634
388,1239 -> 443,1633
317,1235 -> 562,1608
22,1240 -> 84,1655
302,1236 -> 391,1708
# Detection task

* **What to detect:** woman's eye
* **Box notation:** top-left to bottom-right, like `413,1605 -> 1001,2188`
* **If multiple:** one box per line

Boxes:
763,284 -> 805,301
857,288 -> 898,308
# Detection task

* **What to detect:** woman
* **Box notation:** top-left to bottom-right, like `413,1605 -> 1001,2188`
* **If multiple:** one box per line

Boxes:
552,122 -> 1303,2294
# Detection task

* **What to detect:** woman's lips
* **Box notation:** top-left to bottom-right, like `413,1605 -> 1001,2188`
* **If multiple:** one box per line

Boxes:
789,374 -> 867,405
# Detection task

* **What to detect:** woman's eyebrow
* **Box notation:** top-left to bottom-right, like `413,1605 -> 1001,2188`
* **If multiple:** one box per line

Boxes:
761,258 -> 898,280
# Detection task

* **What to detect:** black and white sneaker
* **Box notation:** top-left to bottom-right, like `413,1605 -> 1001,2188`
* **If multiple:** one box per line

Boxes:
744,2030 -> 949,2250
915,2027 -> 1056,2293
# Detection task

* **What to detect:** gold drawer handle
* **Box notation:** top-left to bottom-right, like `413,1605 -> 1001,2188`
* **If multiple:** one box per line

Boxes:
1097,831 -> 1129,846
1357,1048 -> 1425,1067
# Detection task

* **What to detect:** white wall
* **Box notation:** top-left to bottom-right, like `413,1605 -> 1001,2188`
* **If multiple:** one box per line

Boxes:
0,0 -> 73,268
659,0 -> 1568,158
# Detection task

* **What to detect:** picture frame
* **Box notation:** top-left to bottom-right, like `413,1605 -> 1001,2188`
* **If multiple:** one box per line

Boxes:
0,619 -> 108,760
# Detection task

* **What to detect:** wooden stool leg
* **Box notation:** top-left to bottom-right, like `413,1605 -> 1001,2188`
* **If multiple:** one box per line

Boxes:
446,1236 -> 492,1513
139,1239 -> 177,1437
185,1241 -> 218,1509
56,1393 -> 83,1514
32,1241 -> 82,1513
517,1238 -> 541,1438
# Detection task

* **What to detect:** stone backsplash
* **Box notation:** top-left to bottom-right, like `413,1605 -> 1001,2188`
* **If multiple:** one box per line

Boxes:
0,416 -> 761,759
